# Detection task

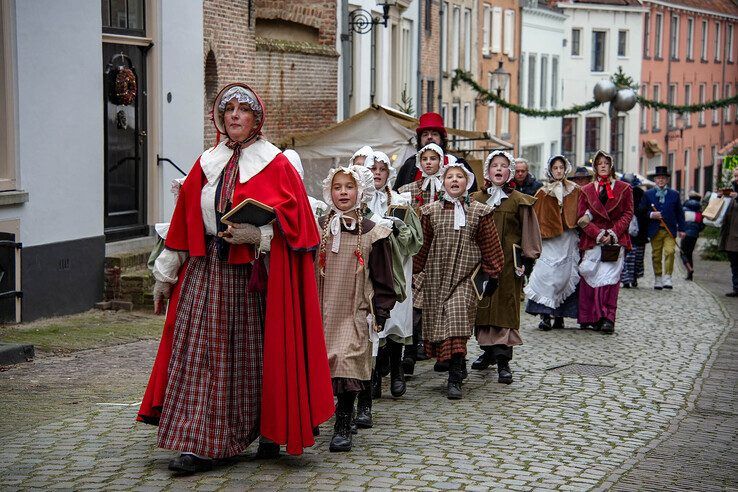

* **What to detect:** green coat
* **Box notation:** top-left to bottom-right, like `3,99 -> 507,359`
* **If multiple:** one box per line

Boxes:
472,190 -> 540,330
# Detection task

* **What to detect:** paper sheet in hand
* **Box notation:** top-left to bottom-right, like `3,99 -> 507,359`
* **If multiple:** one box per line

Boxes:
220,198 -> 276,227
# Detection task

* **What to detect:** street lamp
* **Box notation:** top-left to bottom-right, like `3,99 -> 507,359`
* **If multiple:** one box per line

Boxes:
489,61 -> 510,98
349,1 -> 398,34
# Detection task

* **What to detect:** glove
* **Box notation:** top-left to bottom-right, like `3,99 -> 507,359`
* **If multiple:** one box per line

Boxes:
483,277 -> 499,297
153,280 -> 173,315
222,223 -> 261,245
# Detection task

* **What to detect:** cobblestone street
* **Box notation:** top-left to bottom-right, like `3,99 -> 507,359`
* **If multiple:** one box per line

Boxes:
1,257 -> 736,491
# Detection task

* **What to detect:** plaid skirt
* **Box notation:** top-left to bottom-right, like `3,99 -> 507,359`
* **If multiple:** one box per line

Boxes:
157,241 -> 265,458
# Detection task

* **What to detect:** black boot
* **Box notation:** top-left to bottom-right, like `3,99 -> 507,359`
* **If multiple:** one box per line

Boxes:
493,345 -> 513,385
471,350 -> 495,370
388,340 -> 406,397
168,454 -> 214,474
433,360 -> 449,372
354,388 -> 373,428
553,317 -> 564,330
402,343 -> 416,376
413,309 -> 429,361
330,393 -> 355,452
376,345 -> 390,378
371,367 -> 382,400
600,318 -> 615,334
538,315 -> 552,331
447,354 -> 464,400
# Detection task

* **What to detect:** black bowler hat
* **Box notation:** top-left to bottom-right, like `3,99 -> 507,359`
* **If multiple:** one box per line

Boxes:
648,165 -> 671,179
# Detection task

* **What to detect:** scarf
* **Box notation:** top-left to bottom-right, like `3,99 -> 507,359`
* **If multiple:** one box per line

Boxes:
542,178 -> 576,207
367,187 -> 389,217
444,194 -> 467,230
597,177 -> 614,200
655,186 -> 668,204
217,140 -> 242,213
328,210 -> 358,253
485,184 -> 508,208
420,171 -> 443,203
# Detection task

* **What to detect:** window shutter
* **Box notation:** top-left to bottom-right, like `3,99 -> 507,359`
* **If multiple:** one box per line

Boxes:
503,9 -> 515,57
483,5 -> 491,55
492,7 -> 502,54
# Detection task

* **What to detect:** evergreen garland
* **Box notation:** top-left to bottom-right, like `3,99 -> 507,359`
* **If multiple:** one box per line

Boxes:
452,68 -> 738,117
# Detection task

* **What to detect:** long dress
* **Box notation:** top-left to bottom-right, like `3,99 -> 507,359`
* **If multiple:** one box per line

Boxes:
317,217 -> 395,393
139,140 -> 335,457
525,187 -> 581,319
472,189 -> 541,348
413,200 -> 504,361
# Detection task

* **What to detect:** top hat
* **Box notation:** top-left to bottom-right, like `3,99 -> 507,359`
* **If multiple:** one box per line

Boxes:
649,165 -> 671,179
416,112 -> 447,138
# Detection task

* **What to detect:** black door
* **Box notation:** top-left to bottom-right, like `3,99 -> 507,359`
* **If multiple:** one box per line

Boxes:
0,232 -> 20,323
103,43 -> 147,241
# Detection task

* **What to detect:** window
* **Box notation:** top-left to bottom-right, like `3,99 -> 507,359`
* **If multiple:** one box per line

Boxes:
519,54 -> 526,107
491,7 -> 502,54
715,22 -> 722,61
551,56 -> 559,108
725,84 -> 732,123
463,8 -> 471,70
551,141 -> 558,157
684,149 -> 691,190
610,115 -> 625,166
618,30 -> 627,57
441,103 -> 448,123
503,9 -> 515,57
712,83 -> 719,124
451,103 -> 459,147
668,83 -> 677,128
540,56 -> 548,109
463,103 -> 470,134
562,117 -> 578,165
487,72 -> 497,134
686,18 -> 694,60
699,83 -> 706,125
571,28 -> 581,56
701,20 -> 708,61
482,4 -> 491,55
451,7 -> 460,71
684,84 -> 692,126
675,169 -> 682,193
670,15 -> 679,59
521,145 -> 542,179
102,0 -> 145,36
655,13 -> 663,58
441,2 -> 448,71
592,31 -> 606,72
426,80 -> 435,112
425,0 -> 432,32
0,0 -> 17,191
585,117 -> 602,160
695,147 -> 704,192
704,163 -> 713,193
527,53 -> 536,109
640,84 -> 648,131
728,24 -> 734,63
652,85 -> 661,131
643,12 -> 651,57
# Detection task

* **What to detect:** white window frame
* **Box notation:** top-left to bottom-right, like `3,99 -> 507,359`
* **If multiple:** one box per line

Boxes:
451,6 -> 460,71
0,0 -> 17,191
643,12 -> 651,57
701,20 -> 708,61
699,83 -> 706,125
640,83 -> 648,131
487,71 -> 497,135
655,13 -> 663,57
728,24 -> 734,63
669,14 -> 679,60
684,148 -> 691,190
441,1 -> 449,72
686,17 -> 694,60
527,53 -> 536,109
725,84 -> 732,123
715,21 -> 722,62
551,56 -> 559,108
571,27 -> 582,56
652,84 -> 661,131
668,83 -> 677,128
591,30 -> 607,72
463,8 -> 471,70
712,83 -> 719,124
491,7 -> 502,54
617,29 -> 628,57
503,9 -> 515,58
684,83 -> 692,126
482,4 -> 491,56
540,55 -> 548,110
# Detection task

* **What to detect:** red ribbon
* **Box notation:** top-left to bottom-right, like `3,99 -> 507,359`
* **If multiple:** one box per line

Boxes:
598,177 -> 614,199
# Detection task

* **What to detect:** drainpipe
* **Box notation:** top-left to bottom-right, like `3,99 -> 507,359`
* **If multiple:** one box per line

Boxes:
341,0 -> 350,119
438,1 -> 444,114
417,0 -> 422,116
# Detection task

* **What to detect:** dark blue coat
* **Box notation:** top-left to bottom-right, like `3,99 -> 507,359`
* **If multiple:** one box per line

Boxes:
683,198 -> 705,238
641,187 -> 685,239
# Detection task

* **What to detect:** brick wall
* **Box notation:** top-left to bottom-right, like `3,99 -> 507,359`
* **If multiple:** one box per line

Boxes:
203,0 -> 338,148
420,0 -> 441,114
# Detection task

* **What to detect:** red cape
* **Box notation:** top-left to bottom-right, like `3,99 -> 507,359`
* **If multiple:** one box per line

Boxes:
137,151 -> 335,456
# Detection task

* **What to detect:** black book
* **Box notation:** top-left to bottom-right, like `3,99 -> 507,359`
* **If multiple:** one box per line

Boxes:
387,204 -> 410,222
220,198 -> 276,227
512,243 -> 523,271
471,264 -> 489,300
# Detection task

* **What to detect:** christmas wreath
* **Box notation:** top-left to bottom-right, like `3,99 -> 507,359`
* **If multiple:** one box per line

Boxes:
110,67 -> 137,106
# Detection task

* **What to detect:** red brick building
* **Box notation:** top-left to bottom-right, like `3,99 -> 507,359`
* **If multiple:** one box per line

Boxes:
203,0 -> 338,147
419,0 -> 442,115
639,0 -> 738,195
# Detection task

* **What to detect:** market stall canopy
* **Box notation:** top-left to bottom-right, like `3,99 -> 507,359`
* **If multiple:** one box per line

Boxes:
276,105 -> 510,197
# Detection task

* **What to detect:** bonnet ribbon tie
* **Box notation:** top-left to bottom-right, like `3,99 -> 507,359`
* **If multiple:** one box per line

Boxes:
328,212 -> 357,253
217,140 -> 242,213
485,185 -> 508,208
444,195 -> 467,230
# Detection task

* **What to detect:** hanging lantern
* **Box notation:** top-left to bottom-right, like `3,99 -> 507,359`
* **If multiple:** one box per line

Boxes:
612,88 -> 637,112
593,80 -> 617,104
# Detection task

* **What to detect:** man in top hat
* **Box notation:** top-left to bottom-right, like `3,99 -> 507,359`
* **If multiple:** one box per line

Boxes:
570,166 -> 593,188
641,165 -> 685,290
393,112 -> 477,191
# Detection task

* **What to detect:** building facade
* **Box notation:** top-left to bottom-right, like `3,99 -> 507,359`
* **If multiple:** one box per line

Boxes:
558,0 -> 645,173
419,0 -> 442,117
639,0 -> 738,196
519,0 -> 566,178
476,0 -> 521,151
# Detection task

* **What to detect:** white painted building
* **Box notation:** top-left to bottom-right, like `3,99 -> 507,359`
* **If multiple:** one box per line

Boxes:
338,0 -> 419,119
558,0 -> 645,173
519,1 -> 566,179
0,0 -> 203,321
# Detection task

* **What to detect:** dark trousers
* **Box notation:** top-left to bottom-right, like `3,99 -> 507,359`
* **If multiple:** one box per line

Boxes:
481,344 -> 513,363
680,235 -> 698,270
729,251 -> 738,293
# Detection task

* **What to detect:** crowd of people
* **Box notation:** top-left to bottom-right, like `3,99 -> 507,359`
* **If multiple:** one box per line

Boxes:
134,82 -> 732,474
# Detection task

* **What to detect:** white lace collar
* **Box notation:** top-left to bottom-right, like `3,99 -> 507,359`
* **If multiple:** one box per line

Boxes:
199,139 -> 281,185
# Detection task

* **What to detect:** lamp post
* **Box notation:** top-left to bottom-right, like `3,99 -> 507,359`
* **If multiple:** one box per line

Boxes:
349,0 -> 398,34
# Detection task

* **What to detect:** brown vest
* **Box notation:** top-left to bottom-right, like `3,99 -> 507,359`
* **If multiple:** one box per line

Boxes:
534,187 -> 580,239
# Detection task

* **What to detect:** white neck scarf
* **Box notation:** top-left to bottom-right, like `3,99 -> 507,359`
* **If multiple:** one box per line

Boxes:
444,194 -> 467,230
486,184 -> 508,208
328,210 -> 358,253
542,179 -> 575,207
421,170 -> 443,203
367,187 -> 389,216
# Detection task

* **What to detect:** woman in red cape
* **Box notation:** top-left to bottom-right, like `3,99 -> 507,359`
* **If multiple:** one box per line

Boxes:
137,83 -> 334,473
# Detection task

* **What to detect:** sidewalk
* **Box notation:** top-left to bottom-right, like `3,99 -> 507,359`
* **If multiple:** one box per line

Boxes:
609,256 -> 738,490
